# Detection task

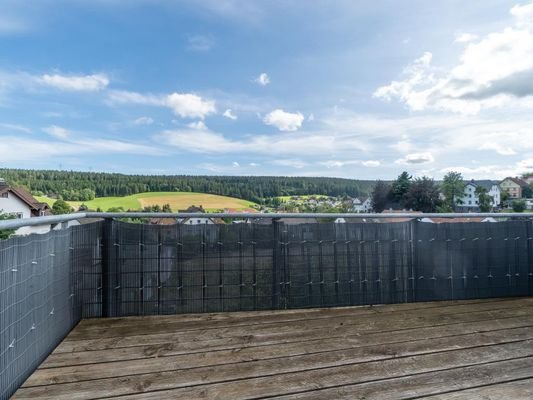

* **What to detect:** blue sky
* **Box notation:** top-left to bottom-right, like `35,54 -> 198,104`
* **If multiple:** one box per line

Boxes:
1,0 -> 533,179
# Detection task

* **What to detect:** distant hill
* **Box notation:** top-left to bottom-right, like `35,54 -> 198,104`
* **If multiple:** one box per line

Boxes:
0,168 -> 376,203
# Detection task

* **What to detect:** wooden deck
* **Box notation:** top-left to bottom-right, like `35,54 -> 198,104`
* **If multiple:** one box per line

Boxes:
14,297 -> 533,399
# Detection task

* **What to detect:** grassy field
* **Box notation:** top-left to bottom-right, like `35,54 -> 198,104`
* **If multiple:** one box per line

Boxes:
36,192 -> 258,212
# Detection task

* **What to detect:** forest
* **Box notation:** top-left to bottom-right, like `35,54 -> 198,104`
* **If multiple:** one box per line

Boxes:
0,168 -> 375,203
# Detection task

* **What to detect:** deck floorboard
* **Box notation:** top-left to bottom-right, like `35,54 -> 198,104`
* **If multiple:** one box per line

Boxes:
13,297 -> 533,400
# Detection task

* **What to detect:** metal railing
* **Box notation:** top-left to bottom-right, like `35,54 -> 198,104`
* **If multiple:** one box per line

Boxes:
1,212 -> 533,399
2,211 -> 533,230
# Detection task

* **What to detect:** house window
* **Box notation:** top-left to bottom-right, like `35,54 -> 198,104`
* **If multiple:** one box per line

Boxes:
1,192 -> 7,198
16,212 -> 23,219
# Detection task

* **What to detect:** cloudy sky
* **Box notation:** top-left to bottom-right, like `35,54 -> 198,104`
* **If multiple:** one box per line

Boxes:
1,0 -> 532,179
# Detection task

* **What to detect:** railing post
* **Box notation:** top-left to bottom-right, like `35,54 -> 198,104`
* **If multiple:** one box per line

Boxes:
101,218 -> 113,317
410,219 -> 418,303
272,218 -> 281,309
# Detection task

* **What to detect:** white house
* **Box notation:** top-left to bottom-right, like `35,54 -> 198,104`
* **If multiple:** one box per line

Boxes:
351,197 -> 372,213
0,179 -> 52,235
457,180 -> 501,210
176,205 -> 221,225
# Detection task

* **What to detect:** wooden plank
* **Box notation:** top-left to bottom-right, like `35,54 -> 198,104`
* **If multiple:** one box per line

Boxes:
422,377 -> 533,399
52,304 -> 533,356
275,359 -> 533,399
14,337 -> 533,399
71,297 -> 515,333
24,324 -> 533,388
64,297 -> 533,340
37,314 -> 533,370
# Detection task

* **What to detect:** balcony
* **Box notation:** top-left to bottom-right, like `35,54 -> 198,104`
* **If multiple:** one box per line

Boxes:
1,212 -> 533,399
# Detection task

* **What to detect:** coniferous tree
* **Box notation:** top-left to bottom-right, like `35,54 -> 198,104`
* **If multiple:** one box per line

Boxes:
391,171 -> 412,206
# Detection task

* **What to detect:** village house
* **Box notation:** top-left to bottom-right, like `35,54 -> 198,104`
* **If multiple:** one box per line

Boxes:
176,205 -> 222,225
350,196 -> 372,213
500,177 -> 528,199
457,180 -> 501,210
0,178 -> 52,235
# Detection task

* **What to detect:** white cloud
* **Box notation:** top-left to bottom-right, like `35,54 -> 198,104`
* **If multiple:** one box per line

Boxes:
157,123 -> 367,157
517,158 -> 533,170
271,159 -> 307,169
232,161 -> 240,168
107,90 -> 216,119
480,142 -> 516,155
0,123 -> 31,134
166,93 -> 216,119
134,116 -> 154,125
249,162 -> 260,167
319,160 -> 358,168
158,129 -> 240,153
223,109 -> 237,120
263,109 -> 304,131
255,72 -> 270,86
43,125 -> 70,139
511,3 -> 533,27
439,165 -> 520,180
0,136 -> 161,163
439,157 -> 533,179
107,90 -> 161,105
187,120 -> 208,130
374,5 -> 533,114
40,73 -> 109,91
319,159 -> 381,168
152,107 -> 533,178
454,33 -> 478,43
396,152 -> 435,165
186,34 -> 214,51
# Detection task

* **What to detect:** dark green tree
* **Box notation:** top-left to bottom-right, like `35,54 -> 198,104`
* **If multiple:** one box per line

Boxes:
0,212 -> 16,240
0,168 -> 371,202
475,186 -> 493,212
513,199 -> 526,213
440,171 -> 465,210
501,190 -> 510,208
391,171 -> 412,206
404,177 -> 442,213
107,206 -> 125,212
523,184 -> 533,198
371,181 -> 392,212
52,199 -> 72,215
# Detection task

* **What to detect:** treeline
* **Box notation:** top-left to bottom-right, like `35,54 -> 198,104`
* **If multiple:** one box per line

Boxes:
0,169 -> 375,202
35,188 -> 96,202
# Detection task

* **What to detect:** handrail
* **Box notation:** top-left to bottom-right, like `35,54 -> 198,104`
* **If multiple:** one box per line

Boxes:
0,212 -> 88,230
1,211 -> 533,230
